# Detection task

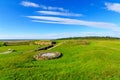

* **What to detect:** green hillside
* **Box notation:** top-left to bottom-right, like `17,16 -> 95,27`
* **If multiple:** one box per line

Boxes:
0,39 -> 120,80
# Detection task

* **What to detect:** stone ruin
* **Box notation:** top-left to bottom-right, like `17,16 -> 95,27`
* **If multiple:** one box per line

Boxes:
34,52 -> 62,60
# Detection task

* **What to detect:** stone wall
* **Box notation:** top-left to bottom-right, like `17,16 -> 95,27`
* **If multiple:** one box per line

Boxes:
34,41 -> 52,45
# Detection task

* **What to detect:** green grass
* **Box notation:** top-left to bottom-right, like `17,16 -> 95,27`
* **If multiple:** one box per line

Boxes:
1,40 -> 120,80
0,42 -> 4,47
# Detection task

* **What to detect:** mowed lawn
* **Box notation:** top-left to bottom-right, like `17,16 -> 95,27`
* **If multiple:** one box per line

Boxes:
1,40 -> 120,80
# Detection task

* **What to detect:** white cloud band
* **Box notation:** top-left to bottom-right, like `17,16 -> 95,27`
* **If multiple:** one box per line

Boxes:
27,16 -> 119,30
37,11 -> 82,17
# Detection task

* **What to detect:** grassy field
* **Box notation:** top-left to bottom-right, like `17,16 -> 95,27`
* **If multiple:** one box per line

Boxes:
1,40 -> 120,80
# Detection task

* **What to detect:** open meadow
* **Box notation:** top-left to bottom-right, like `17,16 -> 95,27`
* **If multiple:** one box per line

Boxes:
0,39 -> 120,80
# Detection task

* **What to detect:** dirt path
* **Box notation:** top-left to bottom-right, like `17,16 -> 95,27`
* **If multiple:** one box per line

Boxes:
0,51 -> 13,54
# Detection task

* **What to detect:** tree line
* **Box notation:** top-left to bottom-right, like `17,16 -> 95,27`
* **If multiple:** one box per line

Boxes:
57,36 -> 120,40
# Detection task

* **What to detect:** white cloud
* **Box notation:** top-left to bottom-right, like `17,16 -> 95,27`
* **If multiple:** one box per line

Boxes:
39,5 -> 67,12
27,16 -> 119,31
21,1 -> 39,8
37,11 -> 82,17
105,2 -> 120,13
47,6 -> 67,12
21,1 -> 67,11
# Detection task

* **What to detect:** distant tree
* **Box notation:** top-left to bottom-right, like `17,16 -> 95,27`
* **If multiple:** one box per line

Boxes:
57,36 -> 120,40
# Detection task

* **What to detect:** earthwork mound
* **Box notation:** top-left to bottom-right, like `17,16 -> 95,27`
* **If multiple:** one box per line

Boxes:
34,52 -> 62,60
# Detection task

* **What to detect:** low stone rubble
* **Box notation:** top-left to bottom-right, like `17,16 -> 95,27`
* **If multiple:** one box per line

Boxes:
34,52 -> 62,60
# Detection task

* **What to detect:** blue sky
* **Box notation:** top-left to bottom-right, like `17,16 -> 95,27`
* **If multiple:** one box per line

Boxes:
0,0 -> 120,39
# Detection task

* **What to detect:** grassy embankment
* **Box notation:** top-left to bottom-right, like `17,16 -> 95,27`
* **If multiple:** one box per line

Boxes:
0,39 -> 120,80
